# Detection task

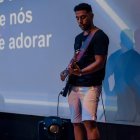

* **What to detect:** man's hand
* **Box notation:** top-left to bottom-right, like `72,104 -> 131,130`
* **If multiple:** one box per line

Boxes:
68,64 -> 82,76
60,69 -> 69,81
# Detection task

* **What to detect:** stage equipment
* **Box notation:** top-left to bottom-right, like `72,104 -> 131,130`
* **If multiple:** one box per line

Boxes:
38,116 -> 74,140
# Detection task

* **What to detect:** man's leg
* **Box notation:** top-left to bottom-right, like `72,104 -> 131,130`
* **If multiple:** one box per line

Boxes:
68,87 -> 87,140
82,86 -> 101,140
83,120 -> 100,140
73,123 -> 87,140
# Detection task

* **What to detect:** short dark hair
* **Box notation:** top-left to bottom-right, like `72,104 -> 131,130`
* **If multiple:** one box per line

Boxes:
74,3 -> 92,13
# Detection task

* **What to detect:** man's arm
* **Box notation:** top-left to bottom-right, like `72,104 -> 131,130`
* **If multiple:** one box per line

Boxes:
81,55 -> 107,74
69,54 -> 107,76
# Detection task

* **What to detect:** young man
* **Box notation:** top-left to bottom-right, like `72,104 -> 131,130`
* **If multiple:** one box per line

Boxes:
60,3 -> 109,140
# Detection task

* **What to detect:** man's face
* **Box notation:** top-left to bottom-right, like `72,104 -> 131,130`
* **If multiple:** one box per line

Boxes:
75,10 -> 93,31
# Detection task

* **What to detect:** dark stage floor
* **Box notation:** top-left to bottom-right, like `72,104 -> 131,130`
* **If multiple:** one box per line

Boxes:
0,112 -> 140,140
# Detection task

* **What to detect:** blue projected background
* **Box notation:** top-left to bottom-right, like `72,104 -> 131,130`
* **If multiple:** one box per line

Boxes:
0,0 -> 140,126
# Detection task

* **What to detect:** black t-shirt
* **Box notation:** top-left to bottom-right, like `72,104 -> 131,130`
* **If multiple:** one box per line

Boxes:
68,29 -> 109,86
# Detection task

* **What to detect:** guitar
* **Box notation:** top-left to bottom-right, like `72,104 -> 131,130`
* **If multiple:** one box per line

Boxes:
60,50 -> 80,97
60,29 -> 99,97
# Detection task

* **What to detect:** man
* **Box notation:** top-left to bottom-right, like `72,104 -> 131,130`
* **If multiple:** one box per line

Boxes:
60,3 -> 109,140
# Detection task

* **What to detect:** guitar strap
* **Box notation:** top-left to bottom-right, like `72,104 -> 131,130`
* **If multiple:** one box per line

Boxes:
68,28 -> 99,67
76,28 -> 99,61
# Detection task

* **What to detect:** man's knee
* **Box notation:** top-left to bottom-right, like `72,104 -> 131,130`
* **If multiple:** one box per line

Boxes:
73,122 -> 84,128
83,120 -> 97,129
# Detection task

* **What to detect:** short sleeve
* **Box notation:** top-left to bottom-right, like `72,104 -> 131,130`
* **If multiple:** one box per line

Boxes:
93,30 -> 109,55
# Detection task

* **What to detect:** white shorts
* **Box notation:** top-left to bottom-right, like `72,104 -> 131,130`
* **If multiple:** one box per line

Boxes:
68,86 -> 101,123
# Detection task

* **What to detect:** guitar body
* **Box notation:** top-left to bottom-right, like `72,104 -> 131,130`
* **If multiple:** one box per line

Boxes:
60,82 -> 72,97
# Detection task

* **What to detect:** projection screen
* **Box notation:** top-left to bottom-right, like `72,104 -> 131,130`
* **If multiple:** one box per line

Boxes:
0,0 -> 140,126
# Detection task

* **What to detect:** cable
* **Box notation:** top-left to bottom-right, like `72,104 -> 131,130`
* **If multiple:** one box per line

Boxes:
57,92 -> 61,117
100,91 -> 109,140
100,92 -> 107,122
57,80 -> 71,117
